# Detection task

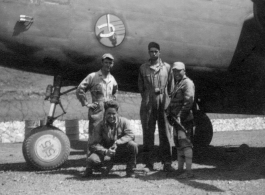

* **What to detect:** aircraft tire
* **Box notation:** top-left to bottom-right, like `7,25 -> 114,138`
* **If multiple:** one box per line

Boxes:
193,111 -> 213,147
22,139 -> 34,168
22,126 -> 70,170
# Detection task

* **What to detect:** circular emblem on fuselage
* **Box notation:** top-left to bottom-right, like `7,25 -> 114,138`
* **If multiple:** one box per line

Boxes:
95,14 -> 126,47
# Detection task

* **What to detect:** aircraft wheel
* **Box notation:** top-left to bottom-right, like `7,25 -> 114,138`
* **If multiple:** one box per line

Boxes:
22,126 -> 70,170
193,111 -> 213,147
22,140 -> 34,167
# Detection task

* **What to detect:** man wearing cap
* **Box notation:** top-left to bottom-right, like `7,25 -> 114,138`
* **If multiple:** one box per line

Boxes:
76,53 -> 118,175
165,61 -> 195,179
138,42 -> 175,172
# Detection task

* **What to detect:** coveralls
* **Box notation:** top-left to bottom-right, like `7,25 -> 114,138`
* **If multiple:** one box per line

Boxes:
138,58 -> 174,165
87,116 -> 138,172
76,69 -> 118,153
167,75 -> 195,149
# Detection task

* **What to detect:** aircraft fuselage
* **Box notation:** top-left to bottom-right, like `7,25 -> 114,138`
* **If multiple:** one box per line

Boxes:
1,0 -> 265,114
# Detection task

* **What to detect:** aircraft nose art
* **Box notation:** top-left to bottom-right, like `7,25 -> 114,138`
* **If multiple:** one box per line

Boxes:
95,14 -> 126,47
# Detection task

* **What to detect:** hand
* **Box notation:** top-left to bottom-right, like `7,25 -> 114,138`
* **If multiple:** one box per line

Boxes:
106,148 -> 116,157
167,115 -> 181,127
111,143 -> 117,151
175,116 -> 181,124
115,139 -> 123,145
104,155 -> 112,161
166,115 -> 174,126
86,102 -> 99,110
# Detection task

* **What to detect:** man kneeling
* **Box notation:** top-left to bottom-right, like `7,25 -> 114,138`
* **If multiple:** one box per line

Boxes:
83,100 -> 138,178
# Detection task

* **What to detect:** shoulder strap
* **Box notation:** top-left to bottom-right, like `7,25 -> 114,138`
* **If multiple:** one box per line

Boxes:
171,78 -> 185,99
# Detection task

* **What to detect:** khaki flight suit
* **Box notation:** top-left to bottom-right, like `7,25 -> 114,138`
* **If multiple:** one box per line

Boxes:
76,69 -> 118,154
138,58 -> 174,165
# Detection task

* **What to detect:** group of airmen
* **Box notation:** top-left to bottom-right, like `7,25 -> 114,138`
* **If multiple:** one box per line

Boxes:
76,42 -> 195,179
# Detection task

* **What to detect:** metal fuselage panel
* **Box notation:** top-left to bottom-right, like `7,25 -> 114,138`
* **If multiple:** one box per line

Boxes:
0,0 -> 252,71
2,0 -> 265,114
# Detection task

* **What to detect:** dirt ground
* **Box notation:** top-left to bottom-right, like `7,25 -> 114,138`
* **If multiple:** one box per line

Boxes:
1,130 -> 265,195
1,67 -> 265,194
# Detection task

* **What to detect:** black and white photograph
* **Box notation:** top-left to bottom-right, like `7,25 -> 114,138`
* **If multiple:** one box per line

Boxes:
0,0 -> 265,194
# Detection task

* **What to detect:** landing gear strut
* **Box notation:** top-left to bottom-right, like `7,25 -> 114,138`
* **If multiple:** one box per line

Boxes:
22,75 -> 77,170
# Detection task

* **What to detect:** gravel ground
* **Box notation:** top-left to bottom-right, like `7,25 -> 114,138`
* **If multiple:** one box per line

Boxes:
1,67 -> 265,194
1,130 -> 265,195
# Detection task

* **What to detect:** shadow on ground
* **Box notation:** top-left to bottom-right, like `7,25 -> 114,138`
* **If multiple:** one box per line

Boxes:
1,140 -> 265,181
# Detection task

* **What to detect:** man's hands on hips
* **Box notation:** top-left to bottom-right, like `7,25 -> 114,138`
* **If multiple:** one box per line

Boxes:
85,102 -> 99,110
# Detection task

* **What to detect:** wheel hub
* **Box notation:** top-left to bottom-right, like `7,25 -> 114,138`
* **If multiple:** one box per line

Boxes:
34,135 -> 62,162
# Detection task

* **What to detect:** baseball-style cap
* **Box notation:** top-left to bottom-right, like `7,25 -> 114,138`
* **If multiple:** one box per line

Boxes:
172,62 -> 185,70
102,53 -> 114,60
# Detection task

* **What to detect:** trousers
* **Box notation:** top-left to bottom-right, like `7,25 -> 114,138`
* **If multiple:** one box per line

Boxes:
140,94 -> 172,164
87,141 -> 138,168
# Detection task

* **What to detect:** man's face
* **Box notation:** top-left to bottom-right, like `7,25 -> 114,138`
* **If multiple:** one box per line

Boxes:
101,58 -> 114,72
173,69 -> 185,81
149,47 -> 160,61
105,107 -> 118,124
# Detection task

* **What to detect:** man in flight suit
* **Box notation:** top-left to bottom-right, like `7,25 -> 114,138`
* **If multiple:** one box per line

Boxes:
138,42 -> 175,172
83,100 -> 138,178
165,62 -> 195,179
76,53 -> 118,167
